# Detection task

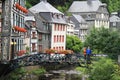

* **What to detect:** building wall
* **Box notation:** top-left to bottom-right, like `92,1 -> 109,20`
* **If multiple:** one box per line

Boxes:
10,0 -> 27,57
79,23 -> 88,42
94,11 -> 109,28
51,23 -> 66,51
31,29 -> 38,54
67,22 -> 75,35
110,22 -> 120,30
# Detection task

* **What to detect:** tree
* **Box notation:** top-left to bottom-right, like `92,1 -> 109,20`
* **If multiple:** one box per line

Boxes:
66,35 -> 82,53
111,65 -> 120,80
84,27 -> 120,59
89,58 -> 115,80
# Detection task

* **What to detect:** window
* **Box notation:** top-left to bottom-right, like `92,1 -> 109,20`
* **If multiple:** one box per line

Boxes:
39,34 -> 42,40
56,47 -> 58,50
62,46 -> 64,50
53,47 -> 55,49
62,35 -> 64,42
32,21 -> 36,27
39,45 -> 42,52
57,14 -> 59,19
32,43 -> 36,51
60,35 -> 61,42
58,35 -> 60,42
60,24 -> 62,31
59,47 -> 61,51
113,22 -> 116,26
54,35 -> 56,42
56,24 -> 58,31
57,35 -> 59,42
32,32 -> 36,38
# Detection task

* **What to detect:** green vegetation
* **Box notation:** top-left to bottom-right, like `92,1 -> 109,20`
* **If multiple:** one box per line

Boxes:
76,57 -> 120,80
106,0 -> 120,13
84,27 -> 120,60
89,58 -> 114,80
111,65 -> 120,80
4,67 -> 46,80
80,27 -> 120,80
5,67 -> 27,80
31,68 -> 46,76
66,35 -> 82,53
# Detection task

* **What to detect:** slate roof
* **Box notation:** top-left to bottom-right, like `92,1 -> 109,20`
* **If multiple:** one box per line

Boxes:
38,12 -> 66,24
70,14 -> 87,30
68,0 -> 106,13
29,0 -> 66,24
72,14 -> 87,23
109,15 -> 120,22
29,1 -> 63,14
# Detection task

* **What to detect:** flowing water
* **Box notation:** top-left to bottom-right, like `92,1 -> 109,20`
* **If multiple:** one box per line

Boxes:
39,69 -> 82,80
20,69 -> 82,80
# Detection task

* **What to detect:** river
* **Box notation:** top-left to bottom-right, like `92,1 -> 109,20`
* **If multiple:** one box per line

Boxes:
46,69 -> 81,80
21,69 -> 83,80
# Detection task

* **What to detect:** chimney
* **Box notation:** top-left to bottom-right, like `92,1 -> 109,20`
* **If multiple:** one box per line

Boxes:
87,0 -> 92,5
40,0 -> 47,2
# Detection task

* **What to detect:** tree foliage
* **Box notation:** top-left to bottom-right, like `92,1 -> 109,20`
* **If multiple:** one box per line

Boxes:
111,65 -> 120,80
89,58 -> 115,80
66,35 -> 82,53
84,27 -> 120,59
101,0 -> 120,13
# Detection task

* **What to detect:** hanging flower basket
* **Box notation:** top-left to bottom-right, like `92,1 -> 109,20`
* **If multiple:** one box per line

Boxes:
58,50 -> 74,54
45,49 -> 56,54
14,26 -> 27,32
15,3 -> 28,13
17,50 -> 26,56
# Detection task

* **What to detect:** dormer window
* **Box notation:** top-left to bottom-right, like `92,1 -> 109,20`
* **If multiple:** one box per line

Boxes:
87,14 -> 91,18
51,13 -> 54,18
61,15 -> 64,18
57,14 -> 59,19
32,21 -> 36,27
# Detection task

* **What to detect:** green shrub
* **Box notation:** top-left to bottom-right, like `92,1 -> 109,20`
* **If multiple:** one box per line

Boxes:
89,58 -> 115,80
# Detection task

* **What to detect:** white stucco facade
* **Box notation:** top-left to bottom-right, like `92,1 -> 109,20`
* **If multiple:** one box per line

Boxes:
51,23 -> 67,50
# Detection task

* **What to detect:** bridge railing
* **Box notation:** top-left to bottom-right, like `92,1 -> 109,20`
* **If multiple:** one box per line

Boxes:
9,53 -> 82,70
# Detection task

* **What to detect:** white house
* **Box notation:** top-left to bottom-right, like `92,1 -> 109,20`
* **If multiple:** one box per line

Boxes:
29,0 -> 67,51
68,0 -> 109,28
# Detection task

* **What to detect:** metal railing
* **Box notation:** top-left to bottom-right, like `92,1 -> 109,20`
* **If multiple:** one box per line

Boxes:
10,53 -> 81,70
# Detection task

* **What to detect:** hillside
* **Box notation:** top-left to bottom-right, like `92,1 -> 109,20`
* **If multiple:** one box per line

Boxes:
26,0 -> 120,13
